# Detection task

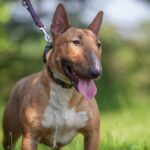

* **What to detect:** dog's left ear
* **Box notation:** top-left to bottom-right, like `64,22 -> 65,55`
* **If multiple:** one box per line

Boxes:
88,11 -> 103,36
51,3 -> 70,40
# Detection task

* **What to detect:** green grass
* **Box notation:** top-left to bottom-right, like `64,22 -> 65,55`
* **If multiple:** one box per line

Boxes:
0,100 -> 150,150
100,103 -> 150,150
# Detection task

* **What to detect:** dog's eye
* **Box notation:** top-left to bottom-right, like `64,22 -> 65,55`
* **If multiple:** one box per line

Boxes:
71,40 -> 80,45
97,42 -> 101,48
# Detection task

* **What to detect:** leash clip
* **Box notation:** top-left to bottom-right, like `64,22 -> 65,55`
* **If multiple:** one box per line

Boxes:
39,27 -> 51,43
22,0 -> 28,9
22,0 -> 52,43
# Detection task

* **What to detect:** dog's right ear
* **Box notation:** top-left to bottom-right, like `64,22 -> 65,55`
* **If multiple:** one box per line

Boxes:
51,3 -> 70,40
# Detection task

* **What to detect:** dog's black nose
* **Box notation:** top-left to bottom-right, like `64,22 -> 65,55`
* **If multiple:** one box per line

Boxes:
88,68 -> 102,79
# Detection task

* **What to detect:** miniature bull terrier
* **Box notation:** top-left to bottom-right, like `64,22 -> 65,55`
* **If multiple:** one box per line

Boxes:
3,3 -> 103,150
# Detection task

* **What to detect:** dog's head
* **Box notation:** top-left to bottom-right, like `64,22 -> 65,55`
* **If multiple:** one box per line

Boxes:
46,4 -> 103,100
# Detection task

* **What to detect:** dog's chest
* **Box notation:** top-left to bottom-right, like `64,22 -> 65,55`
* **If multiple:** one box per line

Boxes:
41,82 -> 88,145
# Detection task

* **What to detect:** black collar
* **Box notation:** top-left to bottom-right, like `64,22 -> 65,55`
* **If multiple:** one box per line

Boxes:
46,65 -> 72,88
43,43 -> 72,88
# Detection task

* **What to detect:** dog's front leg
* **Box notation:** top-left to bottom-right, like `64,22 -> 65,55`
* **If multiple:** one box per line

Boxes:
22,134 -> 38,150
84,131 -> 100,150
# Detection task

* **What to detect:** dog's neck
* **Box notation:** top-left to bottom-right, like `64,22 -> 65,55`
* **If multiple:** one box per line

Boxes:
47,65 -> 71,85
44,49 -> 72,88
49,80 -> 74,108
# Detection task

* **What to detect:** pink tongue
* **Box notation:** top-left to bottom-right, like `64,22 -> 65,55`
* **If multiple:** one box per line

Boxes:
78,79 -> 97,100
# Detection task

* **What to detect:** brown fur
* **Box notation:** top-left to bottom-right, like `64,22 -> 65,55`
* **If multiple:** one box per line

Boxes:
3,3 -> 103,150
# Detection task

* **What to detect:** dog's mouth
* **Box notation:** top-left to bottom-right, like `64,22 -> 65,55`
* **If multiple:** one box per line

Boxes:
62,60 -> 97,100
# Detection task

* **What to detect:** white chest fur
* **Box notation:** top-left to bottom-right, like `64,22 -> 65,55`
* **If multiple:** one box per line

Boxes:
42,81 -> 88,145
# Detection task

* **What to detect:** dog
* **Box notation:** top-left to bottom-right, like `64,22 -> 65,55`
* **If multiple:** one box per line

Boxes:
3,3 -> 103,150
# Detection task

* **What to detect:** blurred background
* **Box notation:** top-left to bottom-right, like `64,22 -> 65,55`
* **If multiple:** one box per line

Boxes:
0,0 -> 150,149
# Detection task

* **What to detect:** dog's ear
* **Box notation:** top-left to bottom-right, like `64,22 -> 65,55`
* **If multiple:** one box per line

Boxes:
51,3 -> 70,40
88,11 -> 103,36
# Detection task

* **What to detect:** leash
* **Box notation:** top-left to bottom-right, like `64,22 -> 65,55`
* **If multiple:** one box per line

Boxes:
22,0 -> 72,89
22,0 -> 52,44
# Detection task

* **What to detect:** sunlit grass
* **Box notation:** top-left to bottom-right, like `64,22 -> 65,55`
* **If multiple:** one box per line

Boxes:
101,104 -> 150,150
0,99 -> 150,150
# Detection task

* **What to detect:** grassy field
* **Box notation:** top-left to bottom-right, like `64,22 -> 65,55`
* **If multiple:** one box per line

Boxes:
0,100 -> 149,150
